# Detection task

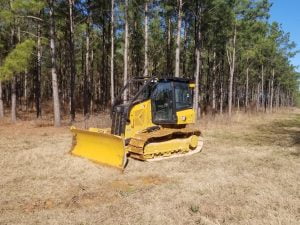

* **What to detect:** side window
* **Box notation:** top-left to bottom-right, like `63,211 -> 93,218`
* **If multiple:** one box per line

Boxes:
174,82 -> 193,110
151,82 -> 175,123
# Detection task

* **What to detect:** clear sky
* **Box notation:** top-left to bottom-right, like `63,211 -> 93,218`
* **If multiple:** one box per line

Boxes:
269,0 -> 300,72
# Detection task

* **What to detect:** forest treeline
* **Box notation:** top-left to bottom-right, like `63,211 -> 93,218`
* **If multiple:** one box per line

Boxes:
0,0 -> 299,126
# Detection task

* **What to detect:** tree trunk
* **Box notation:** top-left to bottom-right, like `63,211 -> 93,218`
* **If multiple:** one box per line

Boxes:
193,0 -> 201,120
220,82 -> 223,114
0,81 -> 4,118
194,37 -> 200,120
68,0 -> 76,121
84,0 -> 91,117
245,66 -> 249,109
9,8 -> 17,123
36,18 -> 42,118
182,21 -> 188,75
267,77 -> 271,109
237,95 -> 240,111
24,71 -> 28,111
144,0 -> 148,77
90,48 -> 94,112
261,64 -> 264,110
175,0 -> 182,77
110,0 -> 115,104
276,85 -> 280,109
227,24 -> 237,117
123,0 -> 129,101
270,68 -> 274,112
212,51 -> 216,110
100,19 -> 106,109
49,0 -> 61,127
166,16 -> 171,75
11,77 -> 17,123
256,82 -> 260,111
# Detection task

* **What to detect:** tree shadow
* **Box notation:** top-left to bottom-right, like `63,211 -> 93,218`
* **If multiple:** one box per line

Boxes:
252,113 -> 300,156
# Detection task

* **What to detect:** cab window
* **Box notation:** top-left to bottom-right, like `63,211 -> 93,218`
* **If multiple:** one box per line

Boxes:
151,82 -> 176,123
174,82 -> 193,110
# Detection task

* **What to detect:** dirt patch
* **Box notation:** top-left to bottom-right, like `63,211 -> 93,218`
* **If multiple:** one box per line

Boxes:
109,174 -> 170,191
138,174 -> 169,185
22,199 -> 56,213
17,174 -> 171,214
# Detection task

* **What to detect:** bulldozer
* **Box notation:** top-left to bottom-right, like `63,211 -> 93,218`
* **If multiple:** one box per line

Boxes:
70,77 -> 203,170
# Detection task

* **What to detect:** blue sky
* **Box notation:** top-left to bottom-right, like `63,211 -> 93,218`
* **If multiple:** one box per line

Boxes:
269,0 -> 300,72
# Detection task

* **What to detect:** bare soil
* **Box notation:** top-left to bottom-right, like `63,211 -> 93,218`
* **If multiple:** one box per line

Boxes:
0,109 -> 299,225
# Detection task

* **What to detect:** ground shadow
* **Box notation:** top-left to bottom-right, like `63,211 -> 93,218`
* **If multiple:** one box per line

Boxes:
252,111 -> 300,156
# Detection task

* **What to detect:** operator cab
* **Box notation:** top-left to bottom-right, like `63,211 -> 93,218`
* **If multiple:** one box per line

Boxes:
150,79 -> 193,124
111,77 -> 194,135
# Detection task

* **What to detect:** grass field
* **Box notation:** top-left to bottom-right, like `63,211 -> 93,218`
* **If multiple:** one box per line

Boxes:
0,109 -> 299,225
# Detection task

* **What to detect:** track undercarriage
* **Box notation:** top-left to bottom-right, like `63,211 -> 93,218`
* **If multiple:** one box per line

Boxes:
127,127 -> 203,161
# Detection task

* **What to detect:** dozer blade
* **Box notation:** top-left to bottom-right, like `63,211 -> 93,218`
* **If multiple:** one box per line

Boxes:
70,127 -> 126,170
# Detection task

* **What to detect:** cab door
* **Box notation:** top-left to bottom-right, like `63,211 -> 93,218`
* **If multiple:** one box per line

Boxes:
151,82 -> 177,124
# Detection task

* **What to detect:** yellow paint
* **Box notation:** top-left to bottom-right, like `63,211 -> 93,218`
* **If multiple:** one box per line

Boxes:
176,108 -> 195,124
125,100 -> 154,139
190,135 -> 198,148
143,135 -> 199,155
88,127 -> 111,133
70,127 -> 126,170
125,101 -> 196,138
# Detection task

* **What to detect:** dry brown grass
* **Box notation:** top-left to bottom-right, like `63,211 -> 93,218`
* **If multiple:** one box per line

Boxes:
0,108 -> 299,225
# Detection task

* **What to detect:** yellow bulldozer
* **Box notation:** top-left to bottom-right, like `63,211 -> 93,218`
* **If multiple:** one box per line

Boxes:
70,77 -> 203,170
